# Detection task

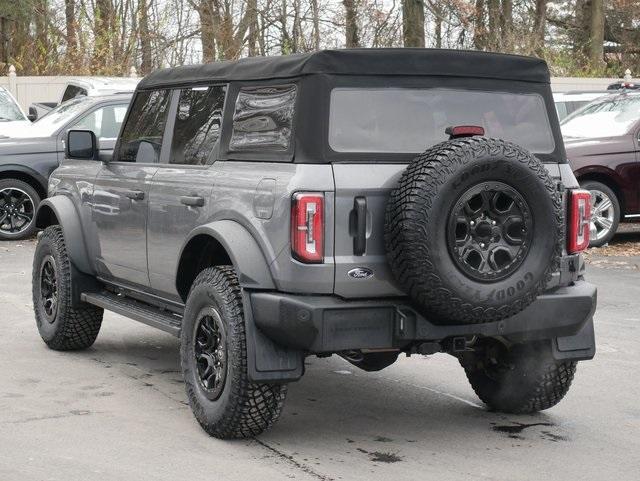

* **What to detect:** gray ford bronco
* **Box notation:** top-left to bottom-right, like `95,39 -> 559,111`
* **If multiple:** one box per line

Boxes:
32,49 -> 597,439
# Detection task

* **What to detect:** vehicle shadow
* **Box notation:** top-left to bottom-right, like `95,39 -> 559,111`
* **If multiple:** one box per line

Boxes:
78,328 -> 566,455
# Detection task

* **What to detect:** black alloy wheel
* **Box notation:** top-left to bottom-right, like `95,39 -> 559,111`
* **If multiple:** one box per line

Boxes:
447,181 -> 533,282
193,307 -> 228,400
0,187 -> 35,236
39,255 -> 59,323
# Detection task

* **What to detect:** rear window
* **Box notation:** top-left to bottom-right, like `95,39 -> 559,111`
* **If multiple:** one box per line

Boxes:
329,88 -> 555,154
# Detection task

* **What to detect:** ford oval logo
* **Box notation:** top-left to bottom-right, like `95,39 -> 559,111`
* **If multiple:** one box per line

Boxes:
348,267 -> 373,279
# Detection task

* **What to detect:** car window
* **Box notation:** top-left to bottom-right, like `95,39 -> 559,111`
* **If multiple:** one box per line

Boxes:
71,104 -> 128,139
0,89 -> 26,121
329,88 -> 555,154
229,85 -> 296,152
169,86 -> 226,165
115,90 -> 171,163
61,85 -> 88,103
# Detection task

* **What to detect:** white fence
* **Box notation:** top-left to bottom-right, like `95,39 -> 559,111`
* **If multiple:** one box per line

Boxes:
0,64 -> 631,110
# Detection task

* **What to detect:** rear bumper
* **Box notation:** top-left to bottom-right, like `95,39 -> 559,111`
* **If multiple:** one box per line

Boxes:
250,280 -> 596,361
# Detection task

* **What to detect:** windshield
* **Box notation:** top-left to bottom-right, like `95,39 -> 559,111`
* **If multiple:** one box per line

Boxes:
329,88 -> 555,154
561,95 -> 640,139
26,97 -> 90,137
0,90 -> 26,121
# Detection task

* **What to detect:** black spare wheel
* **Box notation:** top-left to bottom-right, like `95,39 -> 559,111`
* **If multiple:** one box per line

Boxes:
385,137 -> 563,324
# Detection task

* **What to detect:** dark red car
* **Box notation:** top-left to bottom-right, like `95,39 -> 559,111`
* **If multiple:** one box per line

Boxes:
562,92 -> 640,246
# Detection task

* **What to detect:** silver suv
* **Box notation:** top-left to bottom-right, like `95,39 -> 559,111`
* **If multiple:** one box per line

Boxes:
32,49 -> 597,439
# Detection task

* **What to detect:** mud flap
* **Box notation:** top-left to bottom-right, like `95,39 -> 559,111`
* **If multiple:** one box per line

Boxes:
552,316 -> 595,361
242,292 -> 304,383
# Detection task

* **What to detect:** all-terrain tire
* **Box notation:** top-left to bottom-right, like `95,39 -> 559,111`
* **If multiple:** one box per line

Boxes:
460,341 -> 577,413
385,137 -> 563,324
180,266 -> 287,439
0,178 -> 41,240
32,226 -> 103,350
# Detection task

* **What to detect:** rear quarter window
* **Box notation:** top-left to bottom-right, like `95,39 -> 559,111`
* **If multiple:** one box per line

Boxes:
329,88 -> 555,155
229,85 -> 296,152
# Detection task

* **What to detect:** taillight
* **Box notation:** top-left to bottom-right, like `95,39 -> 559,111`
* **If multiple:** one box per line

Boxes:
568,189 -> 591,253
291,193 -> 324,263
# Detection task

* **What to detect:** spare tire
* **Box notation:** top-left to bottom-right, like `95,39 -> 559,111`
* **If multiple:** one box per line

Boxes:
385,137 -> 563,324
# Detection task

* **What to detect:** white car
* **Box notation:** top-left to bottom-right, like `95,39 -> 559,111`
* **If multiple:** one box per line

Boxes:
30,77 -> 140,119
553,91 -> 613,121
0,87 -> 32,135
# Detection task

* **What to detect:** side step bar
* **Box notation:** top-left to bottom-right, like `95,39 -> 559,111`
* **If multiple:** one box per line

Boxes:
81,291 -> 182,337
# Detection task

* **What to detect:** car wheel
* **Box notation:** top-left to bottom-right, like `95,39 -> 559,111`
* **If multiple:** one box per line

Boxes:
385,137 -> 563,324
181,266 -> 288,439
0,179 -> 41,240
580,180 -> 620,248
460,339 -> 577,413
32,225 -> 104,350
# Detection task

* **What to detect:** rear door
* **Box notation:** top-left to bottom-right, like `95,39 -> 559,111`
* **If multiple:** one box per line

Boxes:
147,85 -> 226,300
91,89 -> 172,287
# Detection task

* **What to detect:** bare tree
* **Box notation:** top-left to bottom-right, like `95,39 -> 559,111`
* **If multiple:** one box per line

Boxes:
343,0 -> 359,47
402,0 -> 425,47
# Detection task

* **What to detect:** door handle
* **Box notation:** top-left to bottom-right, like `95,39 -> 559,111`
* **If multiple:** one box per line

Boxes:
124,190 -> 145,201
180,196 -> 205,207
352,196 -> 367,256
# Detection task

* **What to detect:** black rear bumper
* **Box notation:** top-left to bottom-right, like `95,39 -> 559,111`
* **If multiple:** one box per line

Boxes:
250,280 -> 596,361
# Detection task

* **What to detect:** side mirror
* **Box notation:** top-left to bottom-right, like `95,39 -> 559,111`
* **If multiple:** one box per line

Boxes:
67,130 -> 99,160
27,106 -> 38,122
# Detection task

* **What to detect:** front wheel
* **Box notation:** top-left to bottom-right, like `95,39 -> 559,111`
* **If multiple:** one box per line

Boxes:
580,180 -> 620,247
0,179 -> 40,240
180,266 -> 287,439
32,226 -> 104,350
460,339 -> 577,413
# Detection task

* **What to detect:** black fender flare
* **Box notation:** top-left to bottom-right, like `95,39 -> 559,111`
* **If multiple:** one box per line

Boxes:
180,220 -> 276,290
180,221 -> 301,382
35,196 -> 94,275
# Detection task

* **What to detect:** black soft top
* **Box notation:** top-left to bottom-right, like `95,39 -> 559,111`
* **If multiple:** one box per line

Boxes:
138,48 -> 550,89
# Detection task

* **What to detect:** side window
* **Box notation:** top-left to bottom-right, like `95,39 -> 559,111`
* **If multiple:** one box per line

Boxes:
71,104 -> 128,139
115,90 -> 171,163
169,85 -> 226,165
61,85 -> 87,103
229,85 -> 296,152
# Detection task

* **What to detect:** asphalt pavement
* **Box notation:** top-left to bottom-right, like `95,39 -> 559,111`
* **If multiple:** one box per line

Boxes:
1,239 -> 638,481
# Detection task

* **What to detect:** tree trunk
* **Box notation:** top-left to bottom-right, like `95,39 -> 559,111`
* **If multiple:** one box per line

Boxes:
93,0 -> 114,73
247,0 -> 258,56
64,0 -> 77,67
402,0 -> 425,48
532,0 -> 547,54
343,0 -> 359,48
500,0 -> 512,51
139,0 -> 152,74
487,0 -> 500,50
311,0 -> 320,50
198,1 -> 216,62
589,0 -> 604,68
473,0 -> 487,50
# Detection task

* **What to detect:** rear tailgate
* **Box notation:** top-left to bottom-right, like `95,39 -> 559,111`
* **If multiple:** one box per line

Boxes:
332,164 -> 407,298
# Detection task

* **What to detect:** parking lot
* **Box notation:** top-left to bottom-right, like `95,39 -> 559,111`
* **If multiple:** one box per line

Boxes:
1,236 -> 639,481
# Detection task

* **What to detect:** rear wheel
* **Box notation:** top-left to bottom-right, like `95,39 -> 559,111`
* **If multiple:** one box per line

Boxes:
580,180 -> 619,247
0,179 -> 40,240
460,339 -> 577,413
180,266 -> 287,439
